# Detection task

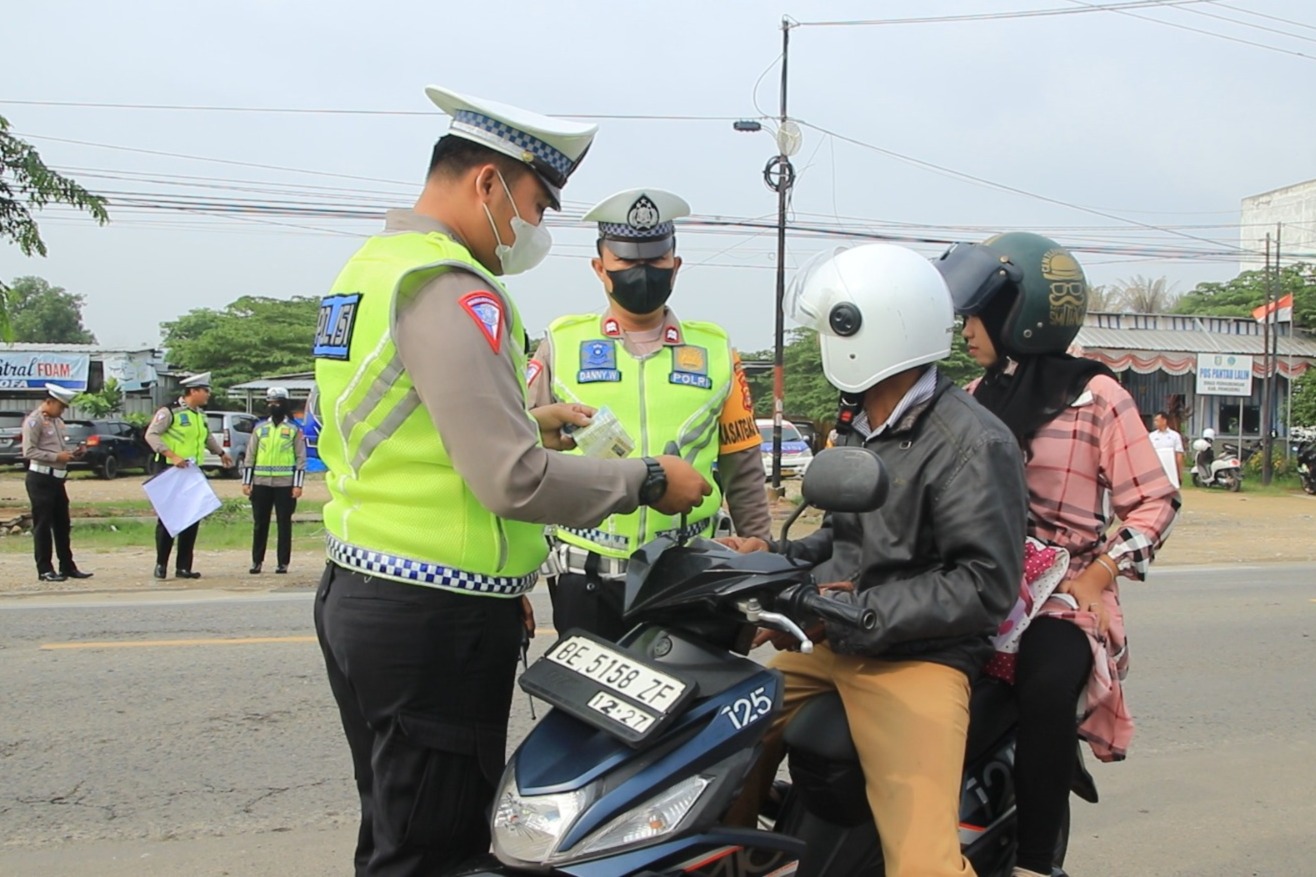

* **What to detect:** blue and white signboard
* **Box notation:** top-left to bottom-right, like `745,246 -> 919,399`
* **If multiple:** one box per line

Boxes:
0,353 -> 91,390
1195,353 -> 1253,397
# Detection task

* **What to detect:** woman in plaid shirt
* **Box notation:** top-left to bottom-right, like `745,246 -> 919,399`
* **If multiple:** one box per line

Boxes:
936,233 -> 1180,877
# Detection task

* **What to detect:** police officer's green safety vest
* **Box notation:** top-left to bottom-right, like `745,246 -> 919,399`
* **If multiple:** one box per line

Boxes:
251,421 -> 298,481
548,315 -> 733,559
160,405 -> 210,462
313,230 -> 543,594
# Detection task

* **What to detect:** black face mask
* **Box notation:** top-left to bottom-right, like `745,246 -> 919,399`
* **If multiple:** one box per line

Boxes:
606,266 -> 675,315
268,402 -> 287,420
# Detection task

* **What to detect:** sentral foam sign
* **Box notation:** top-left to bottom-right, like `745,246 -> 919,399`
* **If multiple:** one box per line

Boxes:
1195,353 -> 1253,397
0,352 -> 90,390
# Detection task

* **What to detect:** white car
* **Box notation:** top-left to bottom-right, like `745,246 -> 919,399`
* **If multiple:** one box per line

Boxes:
757,419 -> 813,479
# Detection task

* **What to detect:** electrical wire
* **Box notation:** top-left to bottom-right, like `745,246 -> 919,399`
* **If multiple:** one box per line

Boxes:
792,0 -> 1215,27
1063,0 -> 1316,61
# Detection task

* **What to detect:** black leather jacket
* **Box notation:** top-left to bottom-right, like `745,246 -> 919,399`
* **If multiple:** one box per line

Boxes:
782,374 -> 1027,677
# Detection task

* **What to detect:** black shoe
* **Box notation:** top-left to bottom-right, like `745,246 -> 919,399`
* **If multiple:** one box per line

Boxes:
38,571 -> 66,583
176,569 -> 202,579
275,565 -> 288,574
62,569 -> 94,579
249,563 -> 262,575
153,565 -> 167,579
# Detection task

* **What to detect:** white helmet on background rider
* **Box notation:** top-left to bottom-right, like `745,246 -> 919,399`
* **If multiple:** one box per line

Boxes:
786,244 -> 955,393
1203,428 -> 1215,440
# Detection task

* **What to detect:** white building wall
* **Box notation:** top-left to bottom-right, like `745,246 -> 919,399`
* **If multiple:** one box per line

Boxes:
1239,179 -> 1316,269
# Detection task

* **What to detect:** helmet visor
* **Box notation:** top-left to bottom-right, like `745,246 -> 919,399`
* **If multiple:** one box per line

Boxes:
933,242 -> 1023,316
785,246 -> 849,330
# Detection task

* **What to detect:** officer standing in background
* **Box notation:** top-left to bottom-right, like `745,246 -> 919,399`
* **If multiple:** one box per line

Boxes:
243,386 -> 306,575
312,86 -> 710,876
22,383 -> 94,582
529,187 -> 769,639
145,372 -> 231,579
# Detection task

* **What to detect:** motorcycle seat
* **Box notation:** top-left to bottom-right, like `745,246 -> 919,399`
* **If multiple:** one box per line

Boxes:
783,692 -> 857,761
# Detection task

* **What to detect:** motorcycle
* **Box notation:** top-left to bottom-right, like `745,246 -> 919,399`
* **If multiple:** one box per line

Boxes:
464,447 -> 1092,876
1294,439 -> 1316,495
1191,439 -> 1242,491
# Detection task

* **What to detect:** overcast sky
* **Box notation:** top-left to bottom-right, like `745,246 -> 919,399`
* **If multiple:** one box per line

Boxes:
3,0 -> 1315,352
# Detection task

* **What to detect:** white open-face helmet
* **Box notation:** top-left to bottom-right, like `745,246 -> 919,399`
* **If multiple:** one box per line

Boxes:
1202,427 -> 1215,440
266,386 -> 290,401
786,244 -> 955,394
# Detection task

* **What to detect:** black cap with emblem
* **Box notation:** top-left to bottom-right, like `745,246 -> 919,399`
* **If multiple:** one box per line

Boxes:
583,188 -> 691,260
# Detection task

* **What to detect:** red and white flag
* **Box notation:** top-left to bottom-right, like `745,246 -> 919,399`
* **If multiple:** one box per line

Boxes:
1252,293 -> 1294,323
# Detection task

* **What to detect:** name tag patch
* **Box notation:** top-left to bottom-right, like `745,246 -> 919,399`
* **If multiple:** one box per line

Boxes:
314,293 -> 361,360
579,340 -> 621,383
670,345 -> 711,389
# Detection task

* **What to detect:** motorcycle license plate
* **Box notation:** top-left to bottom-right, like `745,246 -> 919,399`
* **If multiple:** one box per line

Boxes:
520,631 -> 696,746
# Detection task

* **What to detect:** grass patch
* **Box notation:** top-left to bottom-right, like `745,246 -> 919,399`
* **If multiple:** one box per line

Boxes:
1182,474 -> 1308,498
0,519 -> 327,553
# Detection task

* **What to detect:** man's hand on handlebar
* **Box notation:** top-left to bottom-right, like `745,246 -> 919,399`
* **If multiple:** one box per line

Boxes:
752,622 -> 825,651
716,536 -> 772,554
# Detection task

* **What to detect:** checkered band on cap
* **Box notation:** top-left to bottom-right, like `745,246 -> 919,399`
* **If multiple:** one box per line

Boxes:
598,220 -> 675,241
328,535 -> 537,596
451,109 -> 575,187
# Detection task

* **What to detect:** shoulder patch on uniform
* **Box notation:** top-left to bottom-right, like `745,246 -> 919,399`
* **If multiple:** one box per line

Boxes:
314,293 -> 362,361
153,410 -> 170,423
525,360 -> 544,385
458,290 -> 505,354
27,418 -> 37,428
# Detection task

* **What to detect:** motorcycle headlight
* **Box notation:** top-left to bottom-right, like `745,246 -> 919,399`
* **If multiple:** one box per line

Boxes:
492,770 -> 590,866
571,774 -> 709,858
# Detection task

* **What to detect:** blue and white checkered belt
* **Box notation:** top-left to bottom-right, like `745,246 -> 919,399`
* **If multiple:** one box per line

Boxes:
326,535 -> 537,597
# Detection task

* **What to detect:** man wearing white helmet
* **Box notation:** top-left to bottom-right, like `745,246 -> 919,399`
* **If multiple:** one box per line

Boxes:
726,244 -> 1027,876
242,386 -> 306,575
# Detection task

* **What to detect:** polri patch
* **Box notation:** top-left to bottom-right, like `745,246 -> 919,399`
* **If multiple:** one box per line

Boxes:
314,293 -> 362,360
578,339 -> 621,383
670,345 -> 712,389
459,291 -> 505,354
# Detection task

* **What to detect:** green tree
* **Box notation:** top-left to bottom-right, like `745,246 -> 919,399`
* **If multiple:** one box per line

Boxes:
0,115 -> 109,335
6,275 -> 96,343
74,378 -> 123,417
161,295 -> 320,392
1173,263 -> 1316,326
1292,371 -> 1316,428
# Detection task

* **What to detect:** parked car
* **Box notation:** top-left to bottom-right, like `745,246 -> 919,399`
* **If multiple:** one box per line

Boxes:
63,419 -> 156,479
756,417 -> 814,479
789,418 -> 820,453
203,411 -> 258,478
0,410 -> 32,466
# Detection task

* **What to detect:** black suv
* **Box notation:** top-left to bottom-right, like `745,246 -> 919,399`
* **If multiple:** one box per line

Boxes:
0,410 -> 33,465
63,419 -> 156,479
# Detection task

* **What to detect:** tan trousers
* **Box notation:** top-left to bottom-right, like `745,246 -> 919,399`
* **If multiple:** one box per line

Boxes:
733,644 -> 975,877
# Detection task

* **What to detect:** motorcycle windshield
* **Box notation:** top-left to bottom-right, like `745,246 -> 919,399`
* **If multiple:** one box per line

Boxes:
623,537 -> 812,620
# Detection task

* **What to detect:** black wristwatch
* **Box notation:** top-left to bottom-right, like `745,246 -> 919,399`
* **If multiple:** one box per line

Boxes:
638,456 -> 668,506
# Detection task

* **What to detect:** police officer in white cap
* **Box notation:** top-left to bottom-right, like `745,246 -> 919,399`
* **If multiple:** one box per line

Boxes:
242,386 -> 306,574
529,187 -> 770,639
312,87 -> 711,875
145,372 -> 231,579
22,383 -> 93,582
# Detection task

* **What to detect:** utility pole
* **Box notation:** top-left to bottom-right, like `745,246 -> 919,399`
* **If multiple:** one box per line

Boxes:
1262,231 -> 1276,485
766,17 -> 795,496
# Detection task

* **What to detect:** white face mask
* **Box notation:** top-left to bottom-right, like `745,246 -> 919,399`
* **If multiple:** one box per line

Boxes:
483,172 -> 552,275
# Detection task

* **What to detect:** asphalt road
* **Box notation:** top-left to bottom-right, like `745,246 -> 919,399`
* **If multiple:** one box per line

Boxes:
1,563 -> 1312,876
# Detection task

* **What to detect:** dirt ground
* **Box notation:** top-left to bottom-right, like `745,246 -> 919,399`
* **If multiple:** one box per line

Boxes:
0,471 -> 1311,597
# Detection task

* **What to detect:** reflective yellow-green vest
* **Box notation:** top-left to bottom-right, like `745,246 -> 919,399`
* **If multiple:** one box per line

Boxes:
159,405 -> 210,462
251,421 -> 298,482
313,231 -> 543,594
548,315 -> 733,558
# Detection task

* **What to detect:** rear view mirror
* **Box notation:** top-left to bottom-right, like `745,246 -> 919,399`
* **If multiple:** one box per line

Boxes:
801,447 -> 889,514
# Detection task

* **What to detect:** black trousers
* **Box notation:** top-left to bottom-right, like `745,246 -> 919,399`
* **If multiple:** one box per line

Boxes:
249,485 -> 297,566
155,520 -> 200,571
547,571 -> 629,641
26,471 -> 75,575
1012,616 -> 1095,873
314,563 -> 523,877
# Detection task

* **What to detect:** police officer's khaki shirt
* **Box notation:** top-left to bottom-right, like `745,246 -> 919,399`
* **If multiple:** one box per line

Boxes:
529,311 -> 772,541
22,408 -> 71,470
387,210 -> 648,527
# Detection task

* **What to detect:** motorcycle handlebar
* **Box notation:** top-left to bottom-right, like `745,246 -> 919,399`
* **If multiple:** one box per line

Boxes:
776,584 -> 876,631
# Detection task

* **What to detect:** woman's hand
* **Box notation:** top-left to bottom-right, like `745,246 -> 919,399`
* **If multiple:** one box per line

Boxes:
530,403 -> 596,451
1060,557 -> 1115,637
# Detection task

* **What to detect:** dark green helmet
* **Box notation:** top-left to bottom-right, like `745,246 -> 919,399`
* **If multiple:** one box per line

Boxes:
935,231 -> 1088,355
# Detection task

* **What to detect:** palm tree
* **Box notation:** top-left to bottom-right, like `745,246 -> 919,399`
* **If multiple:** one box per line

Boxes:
1114,275 -> 1180,314
1086,284 -> 1121,312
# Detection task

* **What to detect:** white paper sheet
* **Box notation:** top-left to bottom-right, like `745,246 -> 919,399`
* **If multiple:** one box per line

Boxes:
142,464 -> 223,537
1155,447 -> 1182,489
